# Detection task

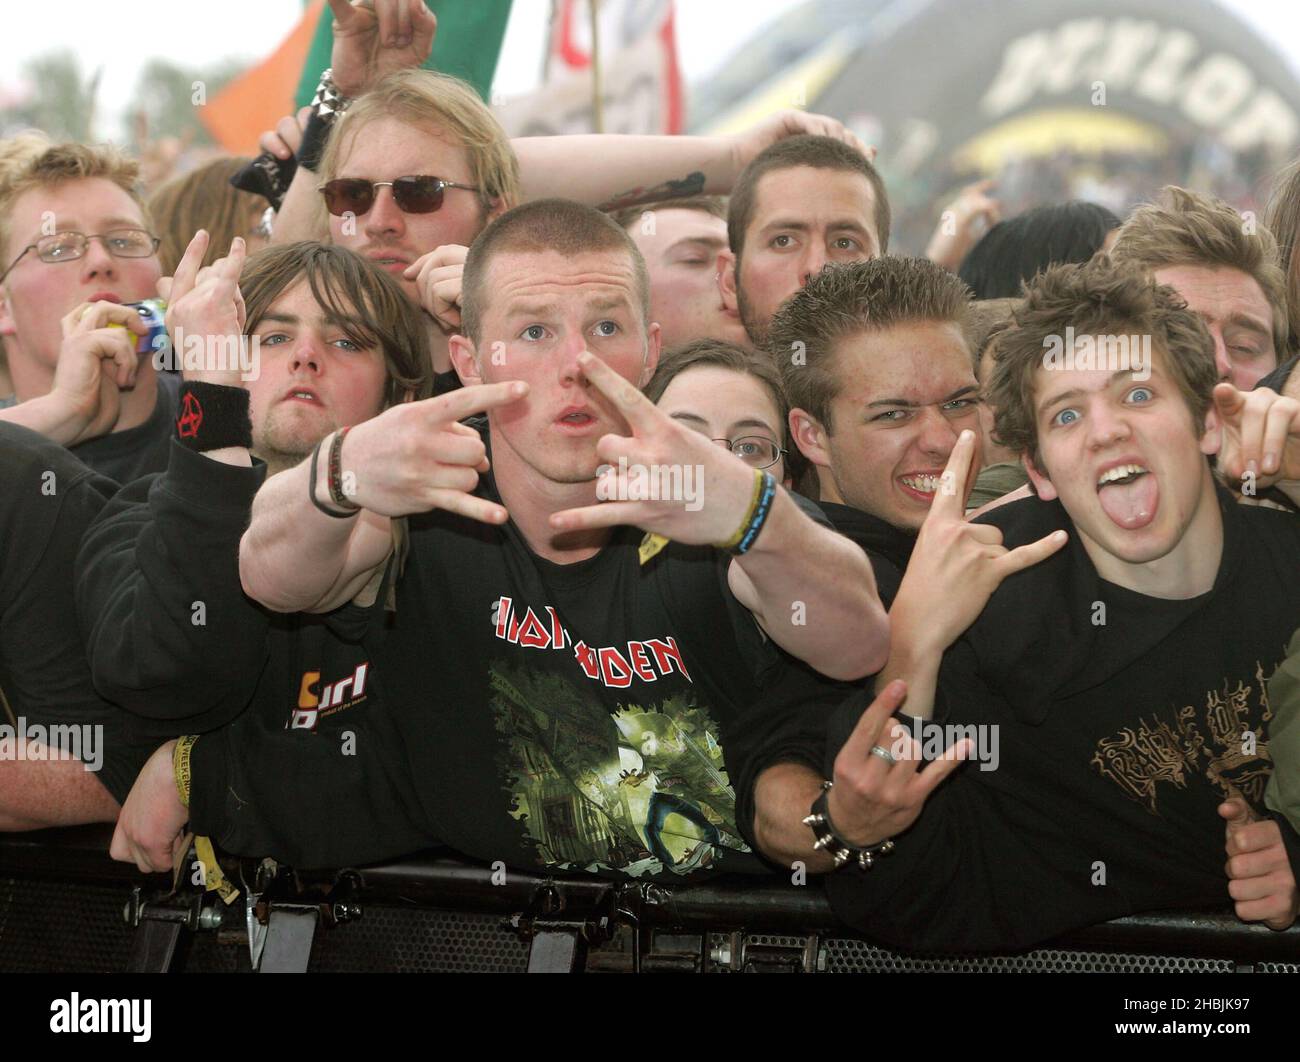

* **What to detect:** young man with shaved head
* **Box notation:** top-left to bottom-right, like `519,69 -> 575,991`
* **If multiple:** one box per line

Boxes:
111,199 -> 888,879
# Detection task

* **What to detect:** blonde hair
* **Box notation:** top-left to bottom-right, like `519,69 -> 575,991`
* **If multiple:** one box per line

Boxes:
0,134 -> 150,370
148,156 -> 265,274
0,132 -> 148,263
1111,185 -> 1288,357
320,69 -> 520,218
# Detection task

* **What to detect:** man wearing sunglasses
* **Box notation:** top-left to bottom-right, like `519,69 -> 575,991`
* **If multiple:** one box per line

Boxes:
260,1 -> 872,380
0,134 -> 178,484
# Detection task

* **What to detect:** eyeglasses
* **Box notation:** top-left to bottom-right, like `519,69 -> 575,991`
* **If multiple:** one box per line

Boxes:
712,435 -> 787,470
1,228 -> 160,281
317,176 -> 482,217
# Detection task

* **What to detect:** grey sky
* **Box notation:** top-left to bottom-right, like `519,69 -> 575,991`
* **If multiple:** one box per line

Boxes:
3,0 -> 1299,139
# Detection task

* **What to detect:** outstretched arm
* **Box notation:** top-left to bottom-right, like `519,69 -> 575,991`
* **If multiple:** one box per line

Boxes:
516,110 -> 872,210
551,352 -> 888,680
240,381 -> 526,613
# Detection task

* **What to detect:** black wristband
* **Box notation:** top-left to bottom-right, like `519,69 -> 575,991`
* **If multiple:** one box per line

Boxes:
803,781 -> 896,871
298,110 -> 336,174
230,152 -> 295,212
174,381 -> 253,452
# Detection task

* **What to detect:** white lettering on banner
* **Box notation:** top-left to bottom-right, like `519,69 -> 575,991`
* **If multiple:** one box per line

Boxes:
981,19 -> 1299,154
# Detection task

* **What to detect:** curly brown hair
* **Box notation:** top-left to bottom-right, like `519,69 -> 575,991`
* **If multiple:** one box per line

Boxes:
986,257 -> 1217,470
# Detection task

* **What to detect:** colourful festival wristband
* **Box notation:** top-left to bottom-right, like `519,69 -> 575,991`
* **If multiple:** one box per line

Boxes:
173,734 -> 197,808
716,470 -> 778,555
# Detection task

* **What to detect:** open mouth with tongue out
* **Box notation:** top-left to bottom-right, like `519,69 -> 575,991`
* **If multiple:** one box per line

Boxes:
1095,461 -> 1158,530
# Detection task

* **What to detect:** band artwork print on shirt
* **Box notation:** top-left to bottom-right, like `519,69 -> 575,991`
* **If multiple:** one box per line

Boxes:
1092,660 -> 1278,813
488,595 -> 748,877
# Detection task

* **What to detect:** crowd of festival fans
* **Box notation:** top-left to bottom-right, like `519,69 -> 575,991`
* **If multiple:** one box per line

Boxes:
1,0 -> 1298,954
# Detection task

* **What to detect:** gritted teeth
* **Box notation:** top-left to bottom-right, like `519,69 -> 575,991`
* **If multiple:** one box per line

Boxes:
1096,463 -> 1149,488
901,474 -> 940,494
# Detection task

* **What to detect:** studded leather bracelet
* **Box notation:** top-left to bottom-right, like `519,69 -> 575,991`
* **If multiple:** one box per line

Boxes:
803,780 -> 896,870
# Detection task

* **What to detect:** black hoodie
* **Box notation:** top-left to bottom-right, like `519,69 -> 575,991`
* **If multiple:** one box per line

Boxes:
816,501 -> 912,606
824,486 -> 1300,952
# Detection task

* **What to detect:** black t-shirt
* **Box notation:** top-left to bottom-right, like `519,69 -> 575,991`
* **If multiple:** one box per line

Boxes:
817,501 -> 912,606
70,371 -> 179,485
0,423 -> 136,799
191,426 -> 851,875
824,487 -> 1300,952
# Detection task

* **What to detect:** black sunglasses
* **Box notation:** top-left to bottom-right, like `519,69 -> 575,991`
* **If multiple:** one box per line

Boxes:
318,176 -> 481,217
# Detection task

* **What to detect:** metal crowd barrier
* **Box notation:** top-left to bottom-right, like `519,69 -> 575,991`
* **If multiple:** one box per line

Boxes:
2,826 -> 1299,973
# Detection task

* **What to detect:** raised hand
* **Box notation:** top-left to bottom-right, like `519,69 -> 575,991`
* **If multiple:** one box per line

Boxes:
162,230 -> 248,386
729,110 -> 876,178
549,351 -> 759,544
337,380 -> 527,519
1212,382 -> 1300,493
259,106 -> 312,161
109,740 -> 190,874
826,680 -> 970,848
891,429 -> 1067,659
925,178 -> 1002,270
1220,797 -> 1299,930
328,0 -> 438,98
402,243 -> 467,332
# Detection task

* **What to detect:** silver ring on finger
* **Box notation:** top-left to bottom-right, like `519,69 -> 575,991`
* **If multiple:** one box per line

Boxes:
870,744 -> 896,766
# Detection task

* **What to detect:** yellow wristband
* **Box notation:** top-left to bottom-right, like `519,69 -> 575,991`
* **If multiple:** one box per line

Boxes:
715,468 -> 767,553
173,735 -> 197,808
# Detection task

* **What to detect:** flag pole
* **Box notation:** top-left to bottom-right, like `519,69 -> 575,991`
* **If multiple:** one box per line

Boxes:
589,0 -> 604,133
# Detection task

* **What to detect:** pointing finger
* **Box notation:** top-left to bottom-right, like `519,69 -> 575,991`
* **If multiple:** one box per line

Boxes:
931,429 -> 978,520
577,351 -> 659,435
426,379 -> 528,424
840,679 -> 910,767
1213,381 -> 1247,424
170,229 -> 210,306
